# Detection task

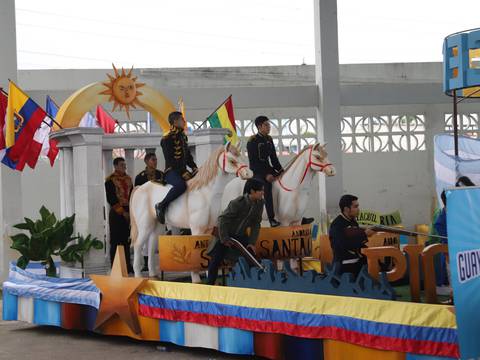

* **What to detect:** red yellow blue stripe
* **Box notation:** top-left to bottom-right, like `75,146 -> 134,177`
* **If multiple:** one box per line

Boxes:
138,282 -> 459,358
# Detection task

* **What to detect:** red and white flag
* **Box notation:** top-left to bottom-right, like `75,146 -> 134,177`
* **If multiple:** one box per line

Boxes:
16,114 -> 52,171
96,105 -> 117,134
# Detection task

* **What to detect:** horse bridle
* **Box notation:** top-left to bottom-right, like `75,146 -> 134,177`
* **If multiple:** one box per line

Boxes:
278,146 -> 332,192
222,151 -> 248,177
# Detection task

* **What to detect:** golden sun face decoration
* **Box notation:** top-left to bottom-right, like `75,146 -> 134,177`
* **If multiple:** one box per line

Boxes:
100,64 -> 145,119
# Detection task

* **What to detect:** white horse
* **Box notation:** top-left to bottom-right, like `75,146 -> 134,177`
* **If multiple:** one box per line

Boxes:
130,142 -> 253,278
222,143 -> 336,226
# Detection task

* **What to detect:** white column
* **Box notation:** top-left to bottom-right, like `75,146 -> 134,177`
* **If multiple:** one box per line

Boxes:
61,146 -> 75,217
124,149 -> 135,179
192,128 -> 230,165
313,0 -> 343,215
102,150 -> 113,179
0,0 -> 21,282
102,149 -> 112,259
52,128 -> 107,275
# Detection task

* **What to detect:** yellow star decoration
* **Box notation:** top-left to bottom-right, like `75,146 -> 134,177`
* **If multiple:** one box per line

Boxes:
100,64 -> 145,119
91,246 -> 146,335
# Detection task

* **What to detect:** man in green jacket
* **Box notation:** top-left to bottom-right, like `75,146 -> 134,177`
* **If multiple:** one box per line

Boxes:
206,178 -> 265,285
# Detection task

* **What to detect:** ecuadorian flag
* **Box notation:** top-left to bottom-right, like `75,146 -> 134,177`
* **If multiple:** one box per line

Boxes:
207,96 -> 238,145
3,81 -> 47,169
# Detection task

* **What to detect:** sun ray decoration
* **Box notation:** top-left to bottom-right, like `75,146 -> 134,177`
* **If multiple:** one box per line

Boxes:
100,64 -> 145,119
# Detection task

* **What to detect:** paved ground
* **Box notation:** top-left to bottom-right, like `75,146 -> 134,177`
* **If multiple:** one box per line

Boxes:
0,312 -> 250,360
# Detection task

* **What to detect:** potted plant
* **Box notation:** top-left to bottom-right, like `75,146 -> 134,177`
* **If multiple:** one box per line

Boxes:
59,234 -> 104,277
10,206 -> 103,277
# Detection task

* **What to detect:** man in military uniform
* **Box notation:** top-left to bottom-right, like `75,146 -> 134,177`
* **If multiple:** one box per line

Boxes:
329,194 -> 375,278
105,157 -> 134,273
155,111 -> 198,224
206,178 -> 264,285
135,152 -> 164,271
134,152 -> 164,186
247,115 -> 284,227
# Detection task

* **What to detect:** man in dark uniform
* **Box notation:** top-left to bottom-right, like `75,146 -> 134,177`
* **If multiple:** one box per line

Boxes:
105,157 -> 134,273
329,194 -> 375,278
247,115 -> 284,227
134,152 -> 164,271
134,152 -> 164,186
155,111 -> 198,224
206,178 -> 264,285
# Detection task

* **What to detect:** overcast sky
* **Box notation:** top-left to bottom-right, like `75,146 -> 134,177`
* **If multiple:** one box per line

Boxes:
14,0 -> 480,69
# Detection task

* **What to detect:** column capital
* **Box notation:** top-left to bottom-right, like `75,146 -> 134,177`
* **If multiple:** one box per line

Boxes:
50,128 -> 105,148
193,128 -> 230,146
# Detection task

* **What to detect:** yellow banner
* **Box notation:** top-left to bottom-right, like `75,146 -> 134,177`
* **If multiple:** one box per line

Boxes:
379,211 -> 402,227
357,210 -> 402,226
357,210 -> 381,226
158,224 -> 313,272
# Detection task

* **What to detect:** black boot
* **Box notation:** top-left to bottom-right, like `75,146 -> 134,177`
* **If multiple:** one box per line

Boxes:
142,256 -> 149,272
269,219 -> 281,227
301,217 -> 315,225
155,203 -> 166,224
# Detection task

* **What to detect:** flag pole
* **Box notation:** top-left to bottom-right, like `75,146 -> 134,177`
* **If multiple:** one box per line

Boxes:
196,94 -> 232,129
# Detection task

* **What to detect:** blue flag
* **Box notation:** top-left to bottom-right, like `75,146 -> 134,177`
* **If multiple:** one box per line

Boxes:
46,95 -> 58,119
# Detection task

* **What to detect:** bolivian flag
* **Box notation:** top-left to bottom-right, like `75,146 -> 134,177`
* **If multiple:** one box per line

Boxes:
207,96 -> 238,145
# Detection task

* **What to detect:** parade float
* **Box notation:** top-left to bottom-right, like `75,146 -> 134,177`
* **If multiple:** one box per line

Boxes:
7,35 -> 480,359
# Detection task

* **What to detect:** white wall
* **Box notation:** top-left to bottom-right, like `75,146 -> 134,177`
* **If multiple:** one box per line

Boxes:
342,151 -> 432,227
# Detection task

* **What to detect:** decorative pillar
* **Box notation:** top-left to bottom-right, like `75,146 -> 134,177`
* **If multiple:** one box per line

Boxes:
59,147 -> 75,218
124,149 -> 135,179
193,128 -> 230,165
51,128 -> 107,275
0,0 -> 21,282
102,149 -> 112,256
313,0 -> 344,215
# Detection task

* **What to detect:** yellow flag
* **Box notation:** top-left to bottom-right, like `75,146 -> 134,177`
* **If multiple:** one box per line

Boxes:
178,97 -> 187,131
5,81 -> 30,148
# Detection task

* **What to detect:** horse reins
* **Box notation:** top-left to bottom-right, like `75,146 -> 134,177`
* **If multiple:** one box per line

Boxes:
278,146 -> 332,192
222,151 -> 248,177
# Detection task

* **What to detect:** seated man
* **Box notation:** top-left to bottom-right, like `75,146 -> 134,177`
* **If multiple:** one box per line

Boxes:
206,178 -> 265,285
329,194 -> 375,278
155,111 -> 198,224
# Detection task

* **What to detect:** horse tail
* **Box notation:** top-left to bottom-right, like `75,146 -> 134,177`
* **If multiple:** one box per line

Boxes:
129,186 -> 139,246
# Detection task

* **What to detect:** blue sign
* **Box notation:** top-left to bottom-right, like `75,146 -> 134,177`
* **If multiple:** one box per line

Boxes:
443,28 -> 480,95
447,187 -> 480,359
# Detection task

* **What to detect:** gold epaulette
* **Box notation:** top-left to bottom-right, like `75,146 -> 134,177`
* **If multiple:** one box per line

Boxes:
247,134 -> 257,143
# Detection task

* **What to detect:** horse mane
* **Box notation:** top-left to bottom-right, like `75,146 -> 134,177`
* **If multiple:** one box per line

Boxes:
281,145 -> 313,175
187,146 -> 224,191
280,144 -> 328,176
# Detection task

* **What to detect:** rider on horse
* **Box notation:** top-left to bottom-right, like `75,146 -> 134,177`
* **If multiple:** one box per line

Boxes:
247,115 -> 284,227
155,111 -> 198,224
